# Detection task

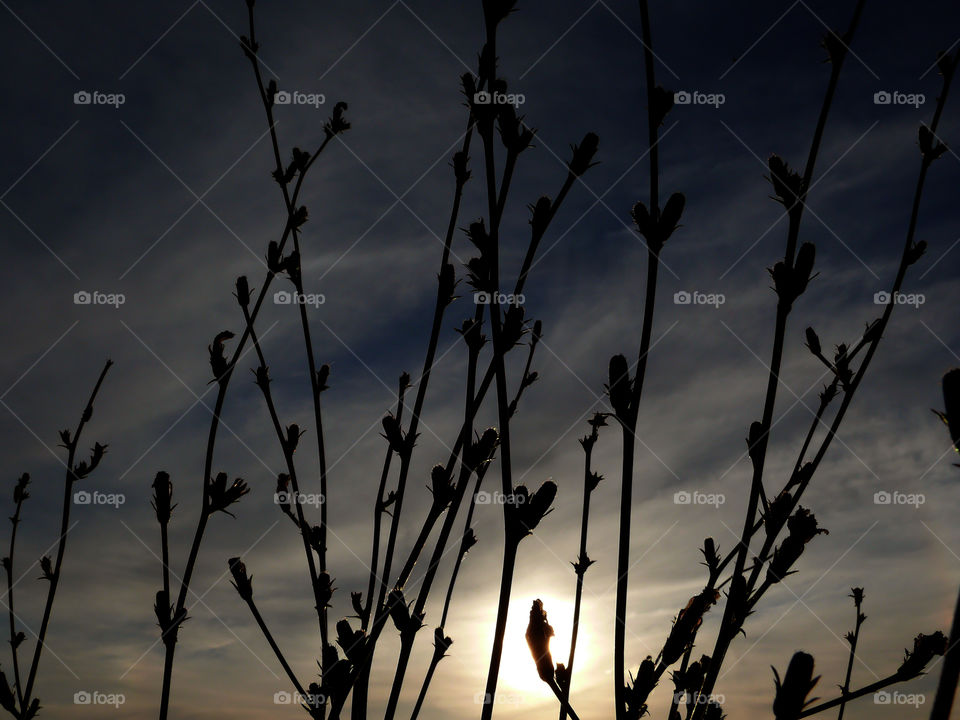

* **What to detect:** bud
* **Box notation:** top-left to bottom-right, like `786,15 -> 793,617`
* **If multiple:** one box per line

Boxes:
228,557 -> 253,601
529,196 -> 552,238
772,651 -> 819,720
382,414 -> 407,455
151,471 -> 174,524
235,276 -> 250,308
658,192 -> 686,244
317,364 -> 330,392
429,464 -> 455,509
898,631 -> 948,677
625,656 -> 657,720
804,327 -> 821,356
324,101 -> 350,138
568,132 -> 600,176
525,599 -> 555,682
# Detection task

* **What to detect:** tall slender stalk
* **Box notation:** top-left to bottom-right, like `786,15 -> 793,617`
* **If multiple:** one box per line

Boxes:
614,2 -> 666,716
21,360 -> 112,713
836,589 -> 865,720
559,415 -> 604,720
693,6 -> 866,715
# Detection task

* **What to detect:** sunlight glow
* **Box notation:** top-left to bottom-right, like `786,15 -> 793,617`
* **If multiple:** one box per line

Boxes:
491,594 -> 591,698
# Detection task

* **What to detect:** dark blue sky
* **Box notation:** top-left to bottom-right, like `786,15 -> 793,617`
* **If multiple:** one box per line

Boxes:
0,1 -> 959,718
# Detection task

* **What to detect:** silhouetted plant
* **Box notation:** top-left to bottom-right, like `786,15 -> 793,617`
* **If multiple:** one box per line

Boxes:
138,0 -> 960,718
523,3 -> 959,720
0,361 -> 111,720
930,368 -> 960,719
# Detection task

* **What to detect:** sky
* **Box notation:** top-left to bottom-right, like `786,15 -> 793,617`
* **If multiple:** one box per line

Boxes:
0,0 -> 959,718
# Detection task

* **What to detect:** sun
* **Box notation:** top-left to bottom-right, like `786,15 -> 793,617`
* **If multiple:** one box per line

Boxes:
490,594 -> 591,698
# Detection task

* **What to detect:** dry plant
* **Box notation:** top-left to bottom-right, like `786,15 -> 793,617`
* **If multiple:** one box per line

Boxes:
23,1 -> 943,719
0,361 -> 112,719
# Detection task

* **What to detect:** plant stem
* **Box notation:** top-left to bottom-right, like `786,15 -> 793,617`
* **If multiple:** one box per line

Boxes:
22,360 -> 112,707
616,3 -> 662,716
5,485 -> 27,709
799,672 -> 917,717
693,7 -> 866,714
931,583 -> 960,720
837,594 -> 864,720
560,427 -> 599,720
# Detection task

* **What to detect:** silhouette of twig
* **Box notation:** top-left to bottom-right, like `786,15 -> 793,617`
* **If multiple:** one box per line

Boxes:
0,360 -> 112,720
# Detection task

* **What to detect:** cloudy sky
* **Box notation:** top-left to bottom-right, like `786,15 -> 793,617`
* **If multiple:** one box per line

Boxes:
0,0 -> 959,718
